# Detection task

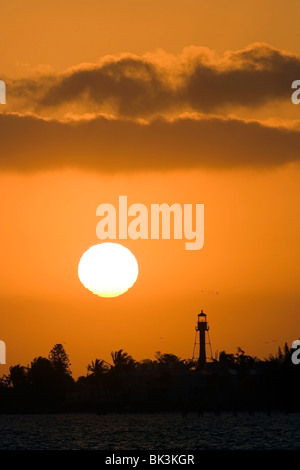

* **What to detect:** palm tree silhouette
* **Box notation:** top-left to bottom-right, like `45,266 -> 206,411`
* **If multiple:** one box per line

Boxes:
87,359 -> 109,376
111,349 -> 136,372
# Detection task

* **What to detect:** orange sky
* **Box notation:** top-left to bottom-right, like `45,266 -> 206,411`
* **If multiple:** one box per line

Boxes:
0,1 -> 300,378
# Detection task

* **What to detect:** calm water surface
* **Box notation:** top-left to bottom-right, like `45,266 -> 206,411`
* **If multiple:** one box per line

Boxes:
0,412 -> 299,450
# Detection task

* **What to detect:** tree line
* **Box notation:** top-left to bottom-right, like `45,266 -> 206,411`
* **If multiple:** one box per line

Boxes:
0,343 -> 299,414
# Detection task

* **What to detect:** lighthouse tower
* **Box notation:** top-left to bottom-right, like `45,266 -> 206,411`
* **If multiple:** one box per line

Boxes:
192,310 -> 212,368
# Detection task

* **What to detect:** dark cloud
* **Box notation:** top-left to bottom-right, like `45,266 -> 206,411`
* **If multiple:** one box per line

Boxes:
39,58 -> 177,117
186,47 -> 300,111
6,43 -> 300,119
0,113 -> 299,172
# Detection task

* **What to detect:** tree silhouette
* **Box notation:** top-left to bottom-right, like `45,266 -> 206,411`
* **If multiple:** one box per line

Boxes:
87,359 -> 109,376
219,347 -> 256,371
27,356 -> 59,408
155,352 -> 186,369
47,344 -> 74,401
219,351 -> 236,368
111,349 -> 136,372
48,344 -> 72,377
29,356 -> 56,388
235,347 -> 256,369
7,364 -> 28,388
266,342 -> 292,366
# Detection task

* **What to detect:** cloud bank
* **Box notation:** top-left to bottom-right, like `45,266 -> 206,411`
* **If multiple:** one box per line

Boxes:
1,43 -> 300,172
5,43 -> 300,119
1,113 -> 299,172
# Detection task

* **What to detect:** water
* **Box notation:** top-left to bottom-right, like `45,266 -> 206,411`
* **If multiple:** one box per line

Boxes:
0,412 -> 299,450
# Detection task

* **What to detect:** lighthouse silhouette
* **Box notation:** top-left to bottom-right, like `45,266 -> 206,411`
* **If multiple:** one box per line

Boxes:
192,310 -> 212,368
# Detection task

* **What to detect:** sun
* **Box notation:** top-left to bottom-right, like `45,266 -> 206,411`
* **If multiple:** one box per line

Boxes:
78,243 -> 139,298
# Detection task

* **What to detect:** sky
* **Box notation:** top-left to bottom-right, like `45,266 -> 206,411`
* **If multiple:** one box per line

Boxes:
0,0 -> 300,378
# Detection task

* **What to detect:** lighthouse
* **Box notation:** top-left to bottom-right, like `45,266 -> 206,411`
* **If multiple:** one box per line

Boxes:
192,310 -> 212,368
